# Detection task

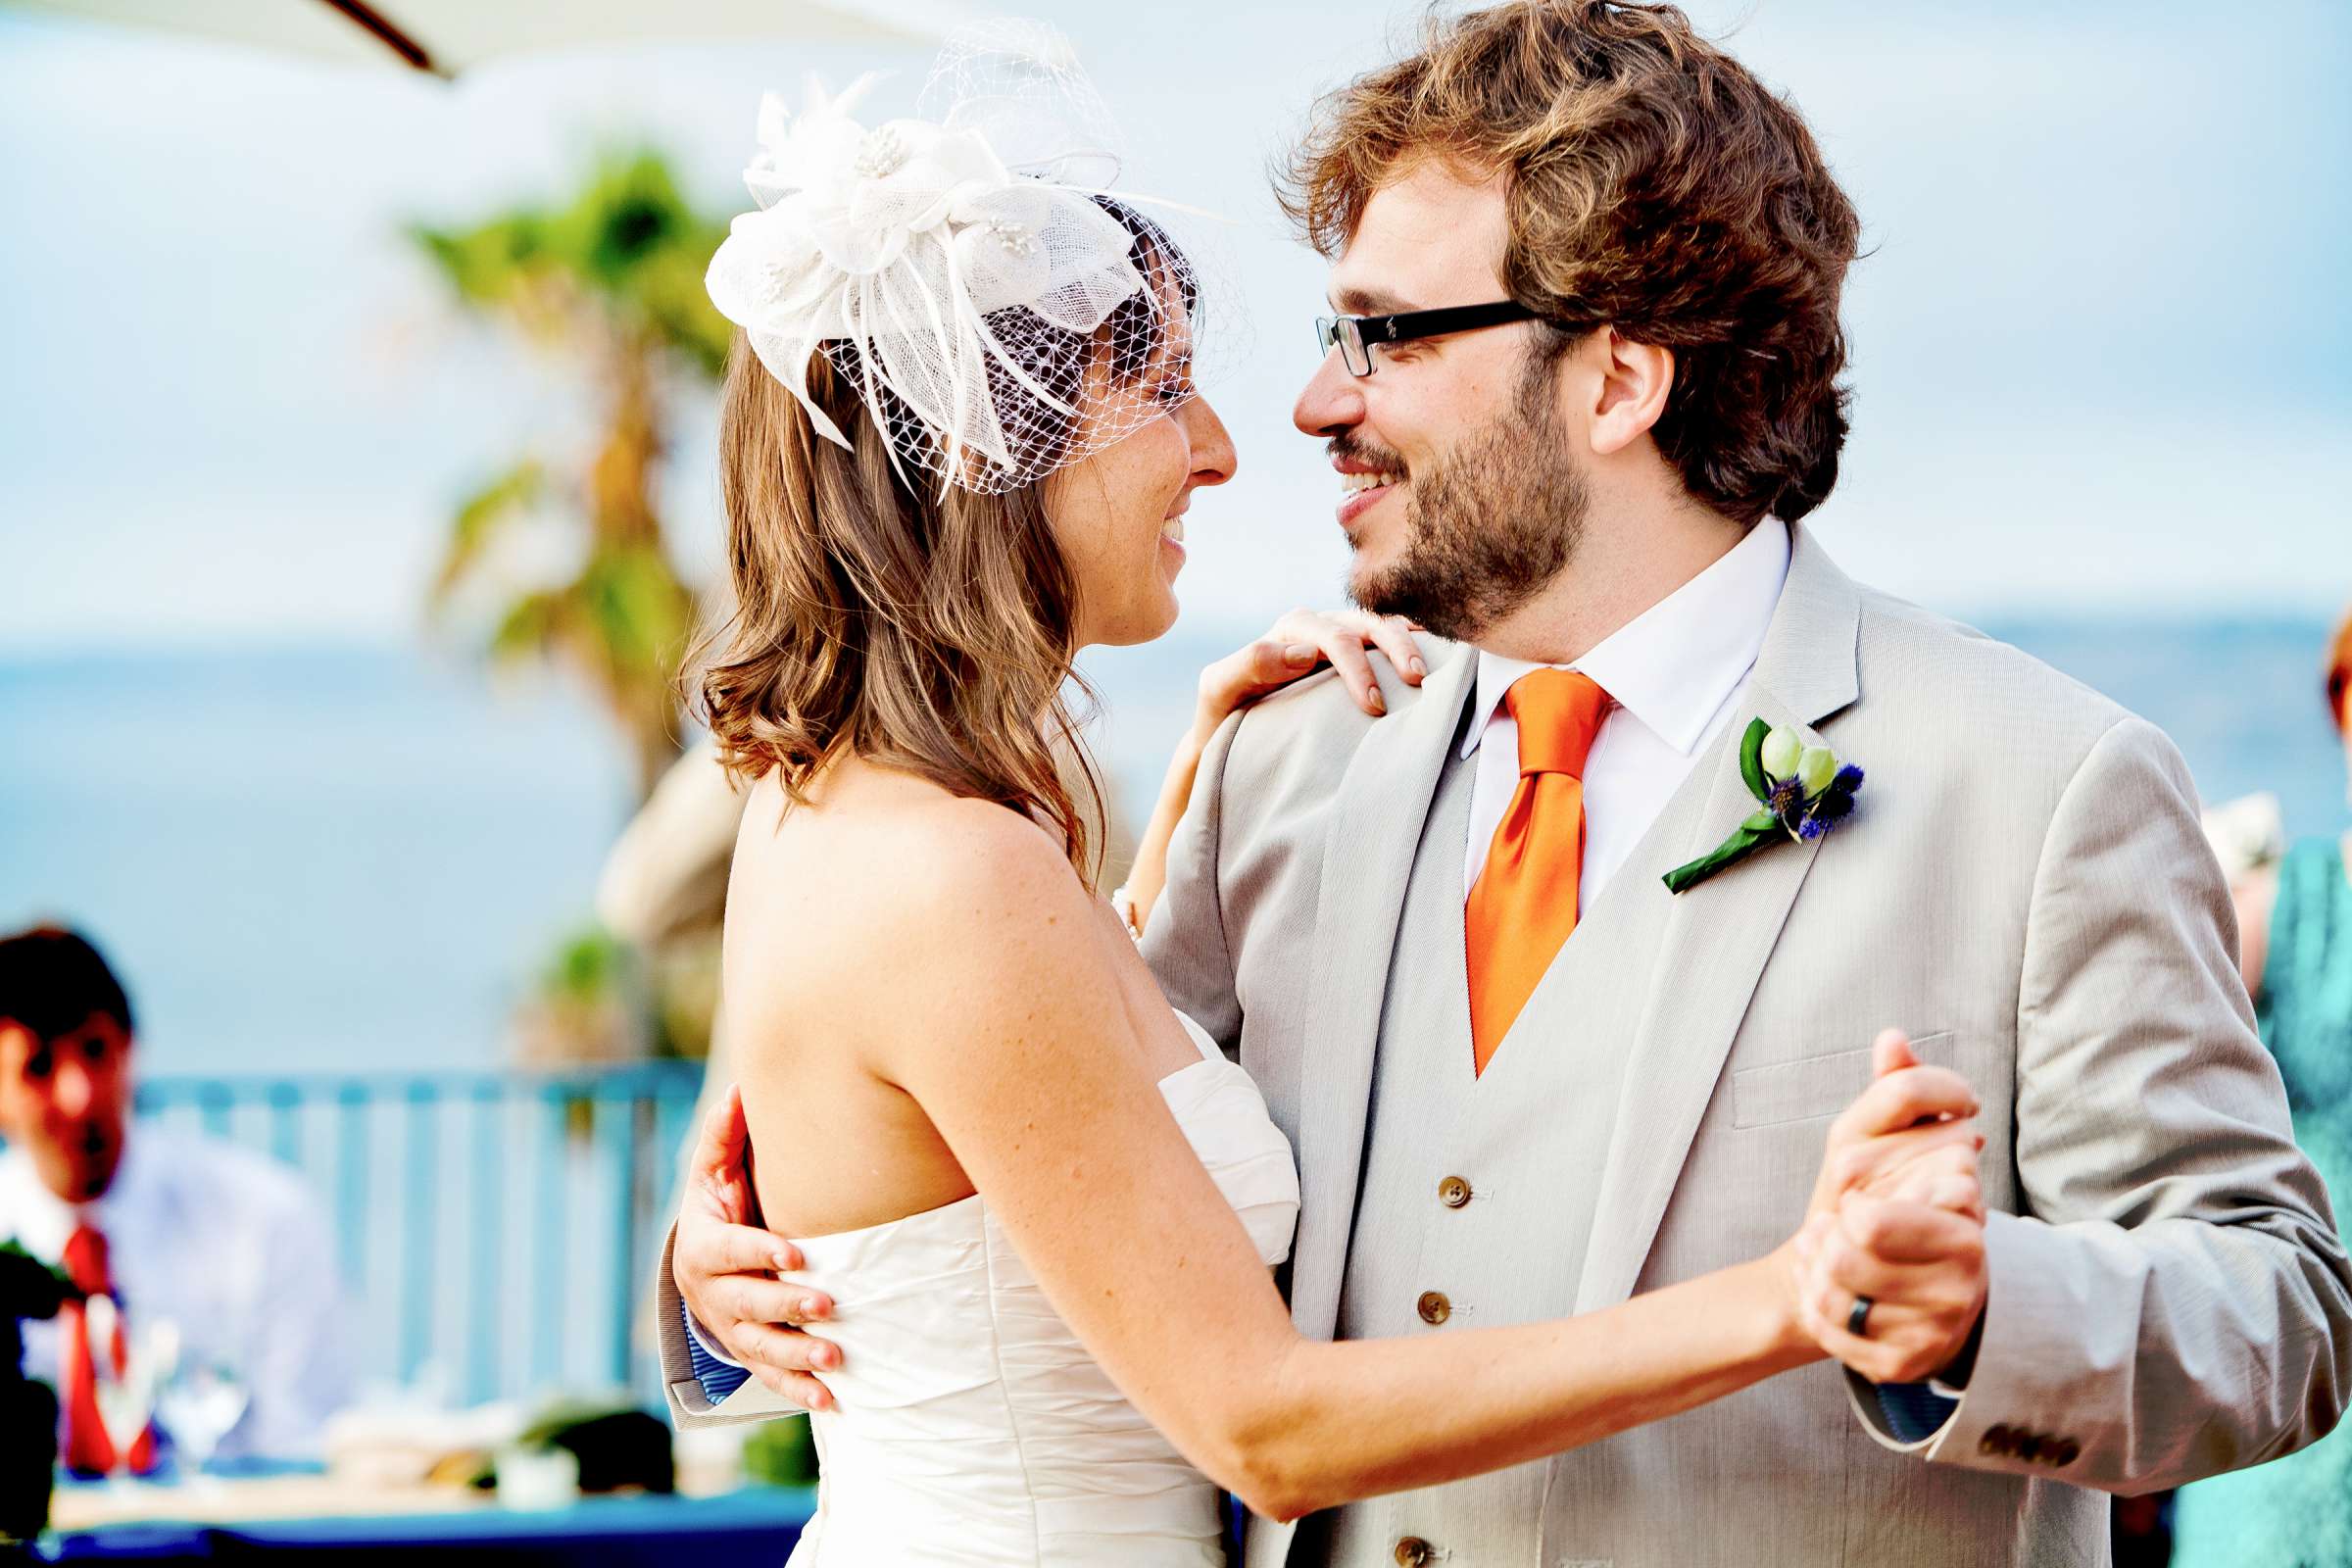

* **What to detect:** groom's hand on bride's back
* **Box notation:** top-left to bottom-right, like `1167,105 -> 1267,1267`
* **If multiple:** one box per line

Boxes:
1789,1029 -> 1991,1386
673,1084 -> 842,1410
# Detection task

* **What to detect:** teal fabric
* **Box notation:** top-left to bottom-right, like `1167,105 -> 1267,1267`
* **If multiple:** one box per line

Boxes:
2174,837 -> 2352,1568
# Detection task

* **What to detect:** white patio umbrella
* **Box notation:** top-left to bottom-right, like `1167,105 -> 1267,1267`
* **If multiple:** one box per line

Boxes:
0,0 -> 976,77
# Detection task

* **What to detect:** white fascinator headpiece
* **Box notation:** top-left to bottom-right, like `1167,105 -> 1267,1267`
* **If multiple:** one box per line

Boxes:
706,21 -> 1203,495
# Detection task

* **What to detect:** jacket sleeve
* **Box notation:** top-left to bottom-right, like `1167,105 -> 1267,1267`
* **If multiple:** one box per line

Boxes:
1139,709 -> 1247,1060
653,1222 -> 804,1429
1848,713 -> 2352,1492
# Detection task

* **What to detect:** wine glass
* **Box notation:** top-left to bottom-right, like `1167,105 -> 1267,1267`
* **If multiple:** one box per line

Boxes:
147,1320 -> 250,1487
82,1295 -> 154,1487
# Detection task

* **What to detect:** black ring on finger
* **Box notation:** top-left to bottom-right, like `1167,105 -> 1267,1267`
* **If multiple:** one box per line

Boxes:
1847,1294 -> 1875,1339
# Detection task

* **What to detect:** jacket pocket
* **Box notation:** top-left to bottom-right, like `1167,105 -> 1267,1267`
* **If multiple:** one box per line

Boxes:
1731,1032 -> 1958,1129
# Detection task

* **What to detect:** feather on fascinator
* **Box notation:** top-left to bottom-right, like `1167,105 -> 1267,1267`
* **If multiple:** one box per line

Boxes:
705,22 -> 1204,495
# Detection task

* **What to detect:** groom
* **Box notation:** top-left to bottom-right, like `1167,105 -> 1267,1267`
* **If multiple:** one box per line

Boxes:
662,2 -> 2352,1562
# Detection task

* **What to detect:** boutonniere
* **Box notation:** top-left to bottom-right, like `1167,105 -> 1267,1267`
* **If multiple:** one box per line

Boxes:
1663,719 -> 1864,894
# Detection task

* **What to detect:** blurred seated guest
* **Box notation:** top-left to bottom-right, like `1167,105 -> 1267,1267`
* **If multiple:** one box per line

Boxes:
2172,604 -> 2352,1568
0,927 -> 353,1468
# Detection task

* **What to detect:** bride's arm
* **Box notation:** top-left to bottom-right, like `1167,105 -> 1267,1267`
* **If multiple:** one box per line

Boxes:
886,810 -> 1984,1523
1120,610 -> 1423,936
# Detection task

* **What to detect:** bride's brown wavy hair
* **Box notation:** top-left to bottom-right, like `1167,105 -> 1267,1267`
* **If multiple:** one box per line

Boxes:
693,202 -> 1190,887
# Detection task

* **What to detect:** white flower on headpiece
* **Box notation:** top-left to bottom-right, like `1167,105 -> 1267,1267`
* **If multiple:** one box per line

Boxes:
706,64 -> 1159,491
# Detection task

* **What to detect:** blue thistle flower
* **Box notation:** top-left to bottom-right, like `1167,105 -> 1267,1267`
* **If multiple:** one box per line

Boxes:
1797,763 -> 1866,840
1766,777 -> 1804,817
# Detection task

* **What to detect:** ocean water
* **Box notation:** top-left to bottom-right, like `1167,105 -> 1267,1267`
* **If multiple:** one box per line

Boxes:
4,612 -> 2344,1077
0,645 -> 634,1075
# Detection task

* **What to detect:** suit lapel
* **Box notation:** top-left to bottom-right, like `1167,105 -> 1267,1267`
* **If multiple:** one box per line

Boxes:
1574,524 -> 1864,1311
1288,642 -> 1479,1340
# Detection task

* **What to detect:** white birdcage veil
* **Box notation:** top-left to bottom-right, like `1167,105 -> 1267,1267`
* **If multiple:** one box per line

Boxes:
705,21 -> 1211,496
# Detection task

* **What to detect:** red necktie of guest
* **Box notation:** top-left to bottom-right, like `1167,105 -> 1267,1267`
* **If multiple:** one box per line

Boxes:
58,1222 -> 156,1475
1464,669 -> 1613,1076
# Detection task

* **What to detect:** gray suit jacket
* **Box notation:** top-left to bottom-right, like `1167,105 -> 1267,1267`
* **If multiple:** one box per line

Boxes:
1140,524 -> 2352,1566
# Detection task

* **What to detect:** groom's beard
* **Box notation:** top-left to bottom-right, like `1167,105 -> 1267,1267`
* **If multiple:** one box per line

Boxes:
1347,359 -> 1589,645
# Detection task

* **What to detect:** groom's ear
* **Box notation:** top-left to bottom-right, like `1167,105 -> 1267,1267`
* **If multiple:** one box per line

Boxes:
1585,328 -> 1675,458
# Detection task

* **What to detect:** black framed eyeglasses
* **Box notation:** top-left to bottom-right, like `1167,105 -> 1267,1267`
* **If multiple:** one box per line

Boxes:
1313,299 -> 1550,376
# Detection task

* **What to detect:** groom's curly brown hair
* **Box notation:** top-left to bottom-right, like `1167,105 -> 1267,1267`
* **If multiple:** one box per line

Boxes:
1279,0 -> 1861,527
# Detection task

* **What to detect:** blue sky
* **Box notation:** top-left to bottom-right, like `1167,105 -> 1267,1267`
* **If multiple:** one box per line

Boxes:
3,0 -> 2347,654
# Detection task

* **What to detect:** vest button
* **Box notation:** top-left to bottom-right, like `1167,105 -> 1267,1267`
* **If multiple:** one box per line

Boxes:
1437,1175 -> 1472,1208
1416,1290 -> 1451,1326
1394,1537 -> 1434,1567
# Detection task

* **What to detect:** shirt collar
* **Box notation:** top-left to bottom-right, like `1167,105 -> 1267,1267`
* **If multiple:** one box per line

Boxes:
0,1133 -> 145,1259
1461,517 -> 1792,760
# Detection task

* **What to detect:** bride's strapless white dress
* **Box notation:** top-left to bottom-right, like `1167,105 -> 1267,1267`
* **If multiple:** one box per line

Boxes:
782,1011 -> 1299,1566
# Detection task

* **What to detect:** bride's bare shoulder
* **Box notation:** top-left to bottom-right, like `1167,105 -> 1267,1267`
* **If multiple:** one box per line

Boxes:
882,792 -> 1091,925
734,764 -> 1099,964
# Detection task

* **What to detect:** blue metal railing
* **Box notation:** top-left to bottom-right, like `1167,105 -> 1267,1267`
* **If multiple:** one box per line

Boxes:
133,1062 -> 706,1407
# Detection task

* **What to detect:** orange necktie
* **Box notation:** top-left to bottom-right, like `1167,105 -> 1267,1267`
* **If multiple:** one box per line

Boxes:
58,1222 -> 155,1476
1465,669 -> 1612,1075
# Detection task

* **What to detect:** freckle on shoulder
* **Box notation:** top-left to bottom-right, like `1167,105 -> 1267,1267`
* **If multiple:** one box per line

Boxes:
856,796 -> 1091,939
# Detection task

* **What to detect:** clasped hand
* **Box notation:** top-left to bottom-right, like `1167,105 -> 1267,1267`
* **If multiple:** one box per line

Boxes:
1788,1028 -> 1990,1387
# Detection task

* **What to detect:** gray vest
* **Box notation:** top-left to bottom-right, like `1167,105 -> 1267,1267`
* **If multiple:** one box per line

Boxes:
1298,731 -> 1668,1567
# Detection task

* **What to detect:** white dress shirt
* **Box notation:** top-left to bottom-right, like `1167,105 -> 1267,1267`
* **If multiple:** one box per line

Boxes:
1463,517 -> 1791,904
0,1127 -> 355,1461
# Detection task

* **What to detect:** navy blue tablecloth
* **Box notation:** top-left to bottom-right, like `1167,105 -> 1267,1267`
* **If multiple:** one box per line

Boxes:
40,1486 -> 815,1565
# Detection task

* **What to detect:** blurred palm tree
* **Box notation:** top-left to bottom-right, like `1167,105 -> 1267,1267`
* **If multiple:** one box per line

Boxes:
409,149 -> 734,802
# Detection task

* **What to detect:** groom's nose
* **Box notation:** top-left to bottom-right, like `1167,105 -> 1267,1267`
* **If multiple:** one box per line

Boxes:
1294,348 -> 1367,439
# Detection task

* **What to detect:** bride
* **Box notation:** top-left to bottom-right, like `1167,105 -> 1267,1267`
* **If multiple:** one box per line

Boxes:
678,33 -> 1985,1566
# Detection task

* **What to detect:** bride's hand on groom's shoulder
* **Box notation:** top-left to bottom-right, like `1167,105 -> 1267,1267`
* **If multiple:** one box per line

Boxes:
674,1084 -> 843,1410
1785,1030 -> 1991,1385
1194,609 -> 1425,736
1128,610 -> 1424,940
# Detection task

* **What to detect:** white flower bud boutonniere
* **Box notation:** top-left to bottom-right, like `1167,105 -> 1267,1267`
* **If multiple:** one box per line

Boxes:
1663,719 -> 1865,894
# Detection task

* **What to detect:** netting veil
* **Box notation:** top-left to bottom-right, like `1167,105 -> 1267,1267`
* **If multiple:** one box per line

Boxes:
706,23 -> 1204,495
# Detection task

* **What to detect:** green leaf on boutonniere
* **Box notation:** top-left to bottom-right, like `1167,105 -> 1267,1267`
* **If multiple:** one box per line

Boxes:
1736,717 -> 1771,803
1664,720 -> 1869,896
